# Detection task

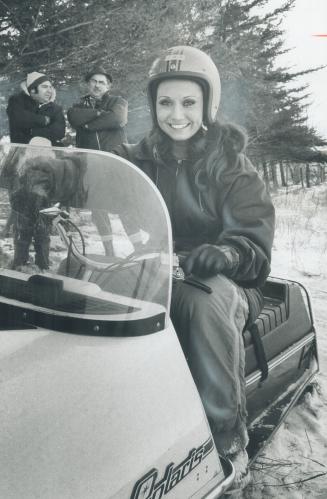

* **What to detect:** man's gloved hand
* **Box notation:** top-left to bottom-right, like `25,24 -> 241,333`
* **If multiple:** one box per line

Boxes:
181,244 -> 239,278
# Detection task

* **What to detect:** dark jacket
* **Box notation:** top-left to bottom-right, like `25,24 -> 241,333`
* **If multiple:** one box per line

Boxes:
67,92 -> 128,151
114,125 -> 275,321
6,88 -> 65,146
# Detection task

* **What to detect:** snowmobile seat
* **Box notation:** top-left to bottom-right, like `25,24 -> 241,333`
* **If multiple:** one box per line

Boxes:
244,277 -> 313,378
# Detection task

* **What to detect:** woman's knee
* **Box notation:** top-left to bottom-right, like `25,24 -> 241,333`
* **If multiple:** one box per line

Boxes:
173,274 -> 242,316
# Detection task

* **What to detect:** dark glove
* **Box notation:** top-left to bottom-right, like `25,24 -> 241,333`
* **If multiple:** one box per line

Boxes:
182,244 -> 239,278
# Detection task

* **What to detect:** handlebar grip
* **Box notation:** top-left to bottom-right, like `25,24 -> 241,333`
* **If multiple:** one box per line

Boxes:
183,277 -> 212,294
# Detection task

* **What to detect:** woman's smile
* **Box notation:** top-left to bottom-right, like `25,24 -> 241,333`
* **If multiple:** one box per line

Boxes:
169,122 -> 190,129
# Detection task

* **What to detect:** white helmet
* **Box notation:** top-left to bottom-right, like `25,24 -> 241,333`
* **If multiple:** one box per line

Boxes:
148,46 -> 221,125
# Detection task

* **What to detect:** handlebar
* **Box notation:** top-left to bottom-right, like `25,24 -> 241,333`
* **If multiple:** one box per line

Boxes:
40,204 -> 212,293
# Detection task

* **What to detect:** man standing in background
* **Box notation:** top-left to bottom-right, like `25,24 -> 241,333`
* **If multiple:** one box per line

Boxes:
3,72 -> 65,237
67,67 -> 128,151
6,72 -> 66,146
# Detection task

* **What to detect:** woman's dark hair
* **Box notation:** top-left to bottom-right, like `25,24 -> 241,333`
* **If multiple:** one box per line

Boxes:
149,121 -> 248,184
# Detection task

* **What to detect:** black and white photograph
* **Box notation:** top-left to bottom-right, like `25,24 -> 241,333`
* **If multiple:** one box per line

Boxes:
0,1 -> 326,498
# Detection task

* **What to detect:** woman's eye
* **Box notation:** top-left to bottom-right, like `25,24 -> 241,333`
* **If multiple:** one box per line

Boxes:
158,99 -> 171,106
183,99 -> 196,107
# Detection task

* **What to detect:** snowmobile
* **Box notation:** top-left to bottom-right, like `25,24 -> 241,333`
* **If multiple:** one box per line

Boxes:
0,143 -> 318,498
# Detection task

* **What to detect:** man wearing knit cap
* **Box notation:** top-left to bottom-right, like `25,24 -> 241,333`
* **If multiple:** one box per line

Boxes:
6,71 -> 65,146
67,66 -> 128,151
3,72 -> 66,238
8,139 -> 86,270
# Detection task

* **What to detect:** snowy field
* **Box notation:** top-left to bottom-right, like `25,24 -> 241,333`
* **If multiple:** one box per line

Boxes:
245,185 -> 327,498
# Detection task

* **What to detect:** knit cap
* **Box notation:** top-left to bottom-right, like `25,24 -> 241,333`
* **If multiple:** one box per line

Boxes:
29,137 -> 52,148
26,72 -> 50,92
16,137 -> 56,176
26,137 -> 56,160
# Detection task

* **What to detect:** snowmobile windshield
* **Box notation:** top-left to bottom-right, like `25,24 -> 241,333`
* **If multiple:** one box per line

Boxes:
0,144 -> 172,335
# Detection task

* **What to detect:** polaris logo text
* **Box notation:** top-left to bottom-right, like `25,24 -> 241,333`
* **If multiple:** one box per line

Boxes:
131,438 -> 214,499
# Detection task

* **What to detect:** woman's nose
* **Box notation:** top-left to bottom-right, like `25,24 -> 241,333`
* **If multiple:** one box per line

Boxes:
170,102 -> 184,120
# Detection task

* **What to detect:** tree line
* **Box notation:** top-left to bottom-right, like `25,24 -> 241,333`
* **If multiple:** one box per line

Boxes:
0,0 -> 326,188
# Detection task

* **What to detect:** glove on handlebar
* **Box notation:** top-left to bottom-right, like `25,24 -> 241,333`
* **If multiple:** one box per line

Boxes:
182,244 -> 240,279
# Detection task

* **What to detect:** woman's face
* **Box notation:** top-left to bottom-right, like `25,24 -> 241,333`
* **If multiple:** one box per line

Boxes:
156,79 -> 203,141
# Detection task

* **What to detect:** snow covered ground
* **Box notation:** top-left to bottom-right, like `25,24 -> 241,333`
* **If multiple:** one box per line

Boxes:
245,185 -> 327,498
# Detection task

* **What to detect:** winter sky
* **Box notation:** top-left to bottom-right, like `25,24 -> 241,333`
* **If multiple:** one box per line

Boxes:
274,0 -> 327,139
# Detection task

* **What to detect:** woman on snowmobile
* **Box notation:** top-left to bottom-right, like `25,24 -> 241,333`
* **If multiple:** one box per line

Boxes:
114,45 -> 275,489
